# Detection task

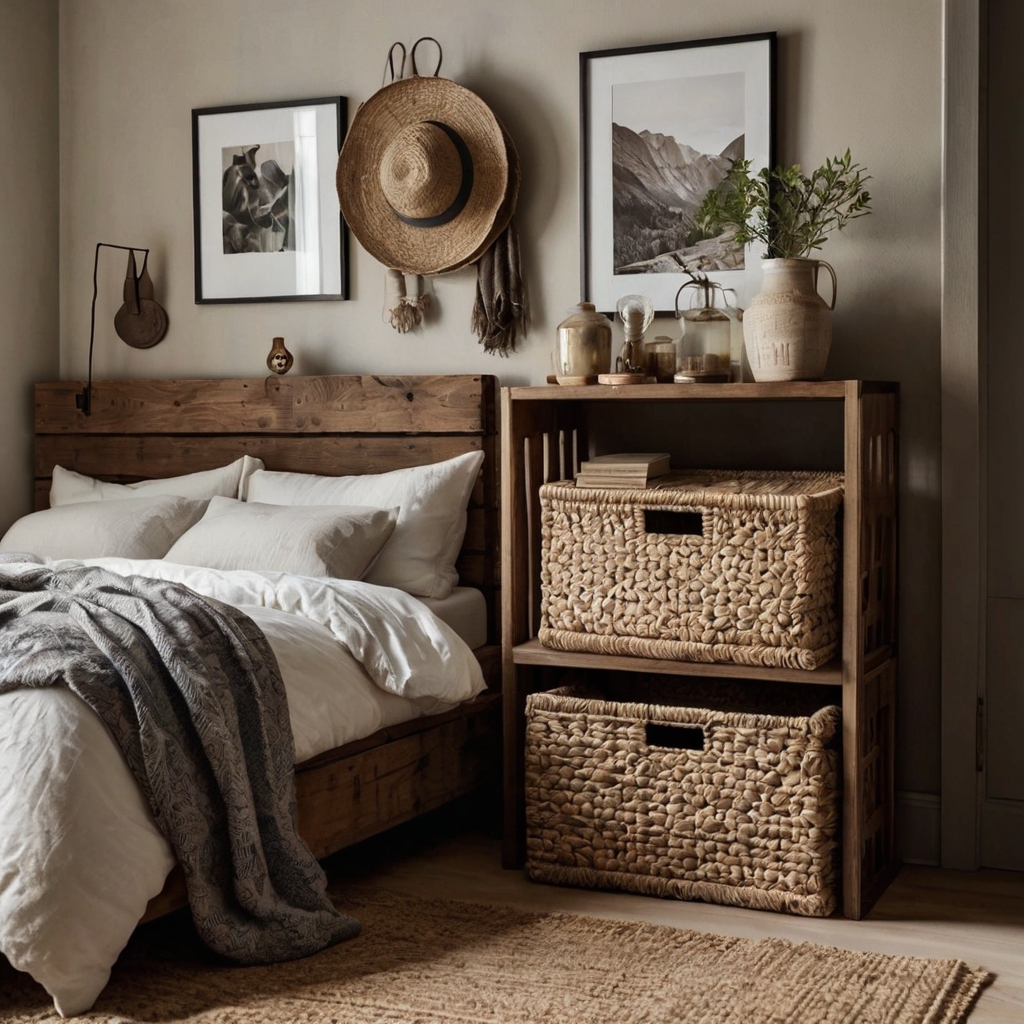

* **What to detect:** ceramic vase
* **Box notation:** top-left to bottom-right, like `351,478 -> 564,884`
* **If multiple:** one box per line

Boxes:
743,258 -> 837,382
266,336 -> 294,375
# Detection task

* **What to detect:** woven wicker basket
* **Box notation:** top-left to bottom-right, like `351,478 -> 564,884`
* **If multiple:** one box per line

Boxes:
525,678 -> 841,917
539,470 -> 843,670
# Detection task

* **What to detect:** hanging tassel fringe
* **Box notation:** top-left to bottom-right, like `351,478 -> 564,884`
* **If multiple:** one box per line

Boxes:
385,270 -> 432,333
407,274 -> 432,318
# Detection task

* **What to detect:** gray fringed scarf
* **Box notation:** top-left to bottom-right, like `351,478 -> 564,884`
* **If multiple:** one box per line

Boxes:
471,217 -> 528,356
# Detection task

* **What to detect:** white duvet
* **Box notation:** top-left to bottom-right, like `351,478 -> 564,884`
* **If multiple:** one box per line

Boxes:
0,558 -> 485,1016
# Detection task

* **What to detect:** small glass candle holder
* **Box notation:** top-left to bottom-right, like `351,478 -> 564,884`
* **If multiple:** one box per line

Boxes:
644,335 -> 678,383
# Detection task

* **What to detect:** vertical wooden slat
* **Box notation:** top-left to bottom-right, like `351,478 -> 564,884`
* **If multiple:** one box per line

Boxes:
842,380 -> 866,919
501,392 -> 555,869
843,384 -> 901,918
501,387 -> 522,870
524,435 -> 542,640
857,391 -> 900,911
475,380 -> 500,644
575,413 -> 589,474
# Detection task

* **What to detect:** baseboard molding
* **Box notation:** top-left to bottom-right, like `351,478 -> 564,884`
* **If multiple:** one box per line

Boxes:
896,790 -> 941,865
980,798 -> 1024,871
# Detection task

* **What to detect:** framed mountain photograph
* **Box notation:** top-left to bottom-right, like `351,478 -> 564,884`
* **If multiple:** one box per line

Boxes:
580,33 -> 775,314
192,96 -> 347,303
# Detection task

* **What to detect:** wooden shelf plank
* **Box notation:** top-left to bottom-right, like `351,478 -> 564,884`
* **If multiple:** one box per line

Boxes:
508,381 -> 871,402
36,375 -> 492,435
512,638 -> 841,685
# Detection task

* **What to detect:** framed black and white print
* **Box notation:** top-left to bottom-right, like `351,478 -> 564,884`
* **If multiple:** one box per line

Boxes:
192,96 -> 347,303
581,33 -> 775,314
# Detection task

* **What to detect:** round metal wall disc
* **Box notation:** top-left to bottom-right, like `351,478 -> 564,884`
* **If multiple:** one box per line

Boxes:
114,299 -> 169,349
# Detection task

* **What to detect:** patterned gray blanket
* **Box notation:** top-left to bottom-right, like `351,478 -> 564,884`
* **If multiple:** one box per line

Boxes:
0,561 -> 360,961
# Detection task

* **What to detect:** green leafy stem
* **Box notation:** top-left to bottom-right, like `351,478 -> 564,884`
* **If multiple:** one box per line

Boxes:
695,150 -> 872,260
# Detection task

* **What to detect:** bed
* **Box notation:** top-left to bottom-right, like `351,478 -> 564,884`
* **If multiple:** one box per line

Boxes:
2,373 -> 501,1013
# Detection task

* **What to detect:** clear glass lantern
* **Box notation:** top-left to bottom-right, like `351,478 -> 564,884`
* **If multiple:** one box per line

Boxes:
615,294 -> 654,374
673,273 -> 736,383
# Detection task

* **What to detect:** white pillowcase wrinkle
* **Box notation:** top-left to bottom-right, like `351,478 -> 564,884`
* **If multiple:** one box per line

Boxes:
243,450 -> 484,599
164,497 -> 398,579
0,496 -> 209,561
50,455 -> 264,506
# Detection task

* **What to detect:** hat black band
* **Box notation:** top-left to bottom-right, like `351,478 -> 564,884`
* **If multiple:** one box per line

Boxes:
390,121 -> 474,229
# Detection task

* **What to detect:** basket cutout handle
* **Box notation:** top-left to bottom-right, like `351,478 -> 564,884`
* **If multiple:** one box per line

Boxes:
643,509 -> 704,537
646,723 -> 706,751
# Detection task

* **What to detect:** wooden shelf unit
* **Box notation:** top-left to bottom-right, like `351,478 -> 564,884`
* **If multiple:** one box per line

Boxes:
501,379 -> 899,921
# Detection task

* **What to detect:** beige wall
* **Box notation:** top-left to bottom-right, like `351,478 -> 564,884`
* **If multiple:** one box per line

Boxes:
0,0 -> 59,531
58,0 -> 944,830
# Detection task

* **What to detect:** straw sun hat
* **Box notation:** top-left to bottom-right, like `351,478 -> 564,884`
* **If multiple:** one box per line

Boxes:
337,57 -> 519,277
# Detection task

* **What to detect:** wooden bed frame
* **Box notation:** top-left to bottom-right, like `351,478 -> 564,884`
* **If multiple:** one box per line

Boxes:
33,373 -> 502,920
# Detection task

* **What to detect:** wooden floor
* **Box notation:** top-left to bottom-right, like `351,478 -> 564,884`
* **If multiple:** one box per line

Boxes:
326,800 -> 1024,1024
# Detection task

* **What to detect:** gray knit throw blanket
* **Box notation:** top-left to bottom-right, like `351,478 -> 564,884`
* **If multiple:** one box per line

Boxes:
0,561 -> 360,961
471,217 -> 528,356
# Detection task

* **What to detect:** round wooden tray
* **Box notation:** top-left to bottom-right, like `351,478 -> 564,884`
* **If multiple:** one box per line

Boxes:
597,372 -> 646,386
555,374 -> 598,386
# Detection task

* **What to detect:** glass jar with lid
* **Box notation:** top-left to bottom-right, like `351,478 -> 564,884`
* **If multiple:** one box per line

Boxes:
554,302 -> 612,384
673,273 -> 736,383
643,335 -> 677,383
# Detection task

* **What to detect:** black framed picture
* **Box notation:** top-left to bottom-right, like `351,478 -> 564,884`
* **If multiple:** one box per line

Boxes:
192,96 -> 348,304
580,33 -> 775,314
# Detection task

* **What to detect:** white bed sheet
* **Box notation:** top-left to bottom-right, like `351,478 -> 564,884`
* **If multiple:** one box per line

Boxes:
254,585 -> 487,747
419,586 -> 488,652
0,559 -> 486,1017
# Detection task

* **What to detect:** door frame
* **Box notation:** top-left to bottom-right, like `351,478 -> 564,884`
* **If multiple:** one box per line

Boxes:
940,0 -> 984,870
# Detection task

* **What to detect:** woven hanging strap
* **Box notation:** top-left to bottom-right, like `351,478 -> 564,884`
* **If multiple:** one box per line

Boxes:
383,37 -> 441,85
409,36 -> 442,77
382,42 -> 406,85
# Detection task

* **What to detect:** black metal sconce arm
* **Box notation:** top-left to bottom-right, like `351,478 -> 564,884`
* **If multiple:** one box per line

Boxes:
76,242 -> 151,417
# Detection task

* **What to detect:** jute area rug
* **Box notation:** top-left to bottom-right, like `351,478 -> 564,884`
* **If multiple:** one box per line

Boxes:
0,887 -> 991,1024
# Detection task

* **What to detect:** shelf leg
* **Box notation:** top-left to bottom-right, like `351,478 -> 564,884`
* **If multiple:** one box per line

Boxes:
502,665 -> 529,869
842,673 -> 863,920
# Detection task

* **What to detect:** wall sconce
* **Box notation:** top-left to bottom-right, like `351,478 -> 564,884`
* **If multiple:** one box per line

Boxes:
77,243 -> 169,416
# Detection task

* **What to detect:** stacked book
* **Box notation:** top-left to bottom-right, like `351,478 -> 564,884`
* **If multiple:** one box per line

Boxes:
575,452 -> 671,489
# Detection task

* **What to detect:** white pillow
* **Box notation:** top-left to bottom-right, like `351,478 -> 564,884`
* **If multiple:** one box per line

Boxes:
243,450 -> 484,599
165,497 -> 398,579
50,455 -> 264,506
0,496 -> 208,561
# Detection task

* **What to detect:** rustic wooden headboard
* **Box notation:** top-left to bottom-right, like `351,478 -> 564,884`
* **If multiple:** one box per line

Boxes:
34,374 -> 500,643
